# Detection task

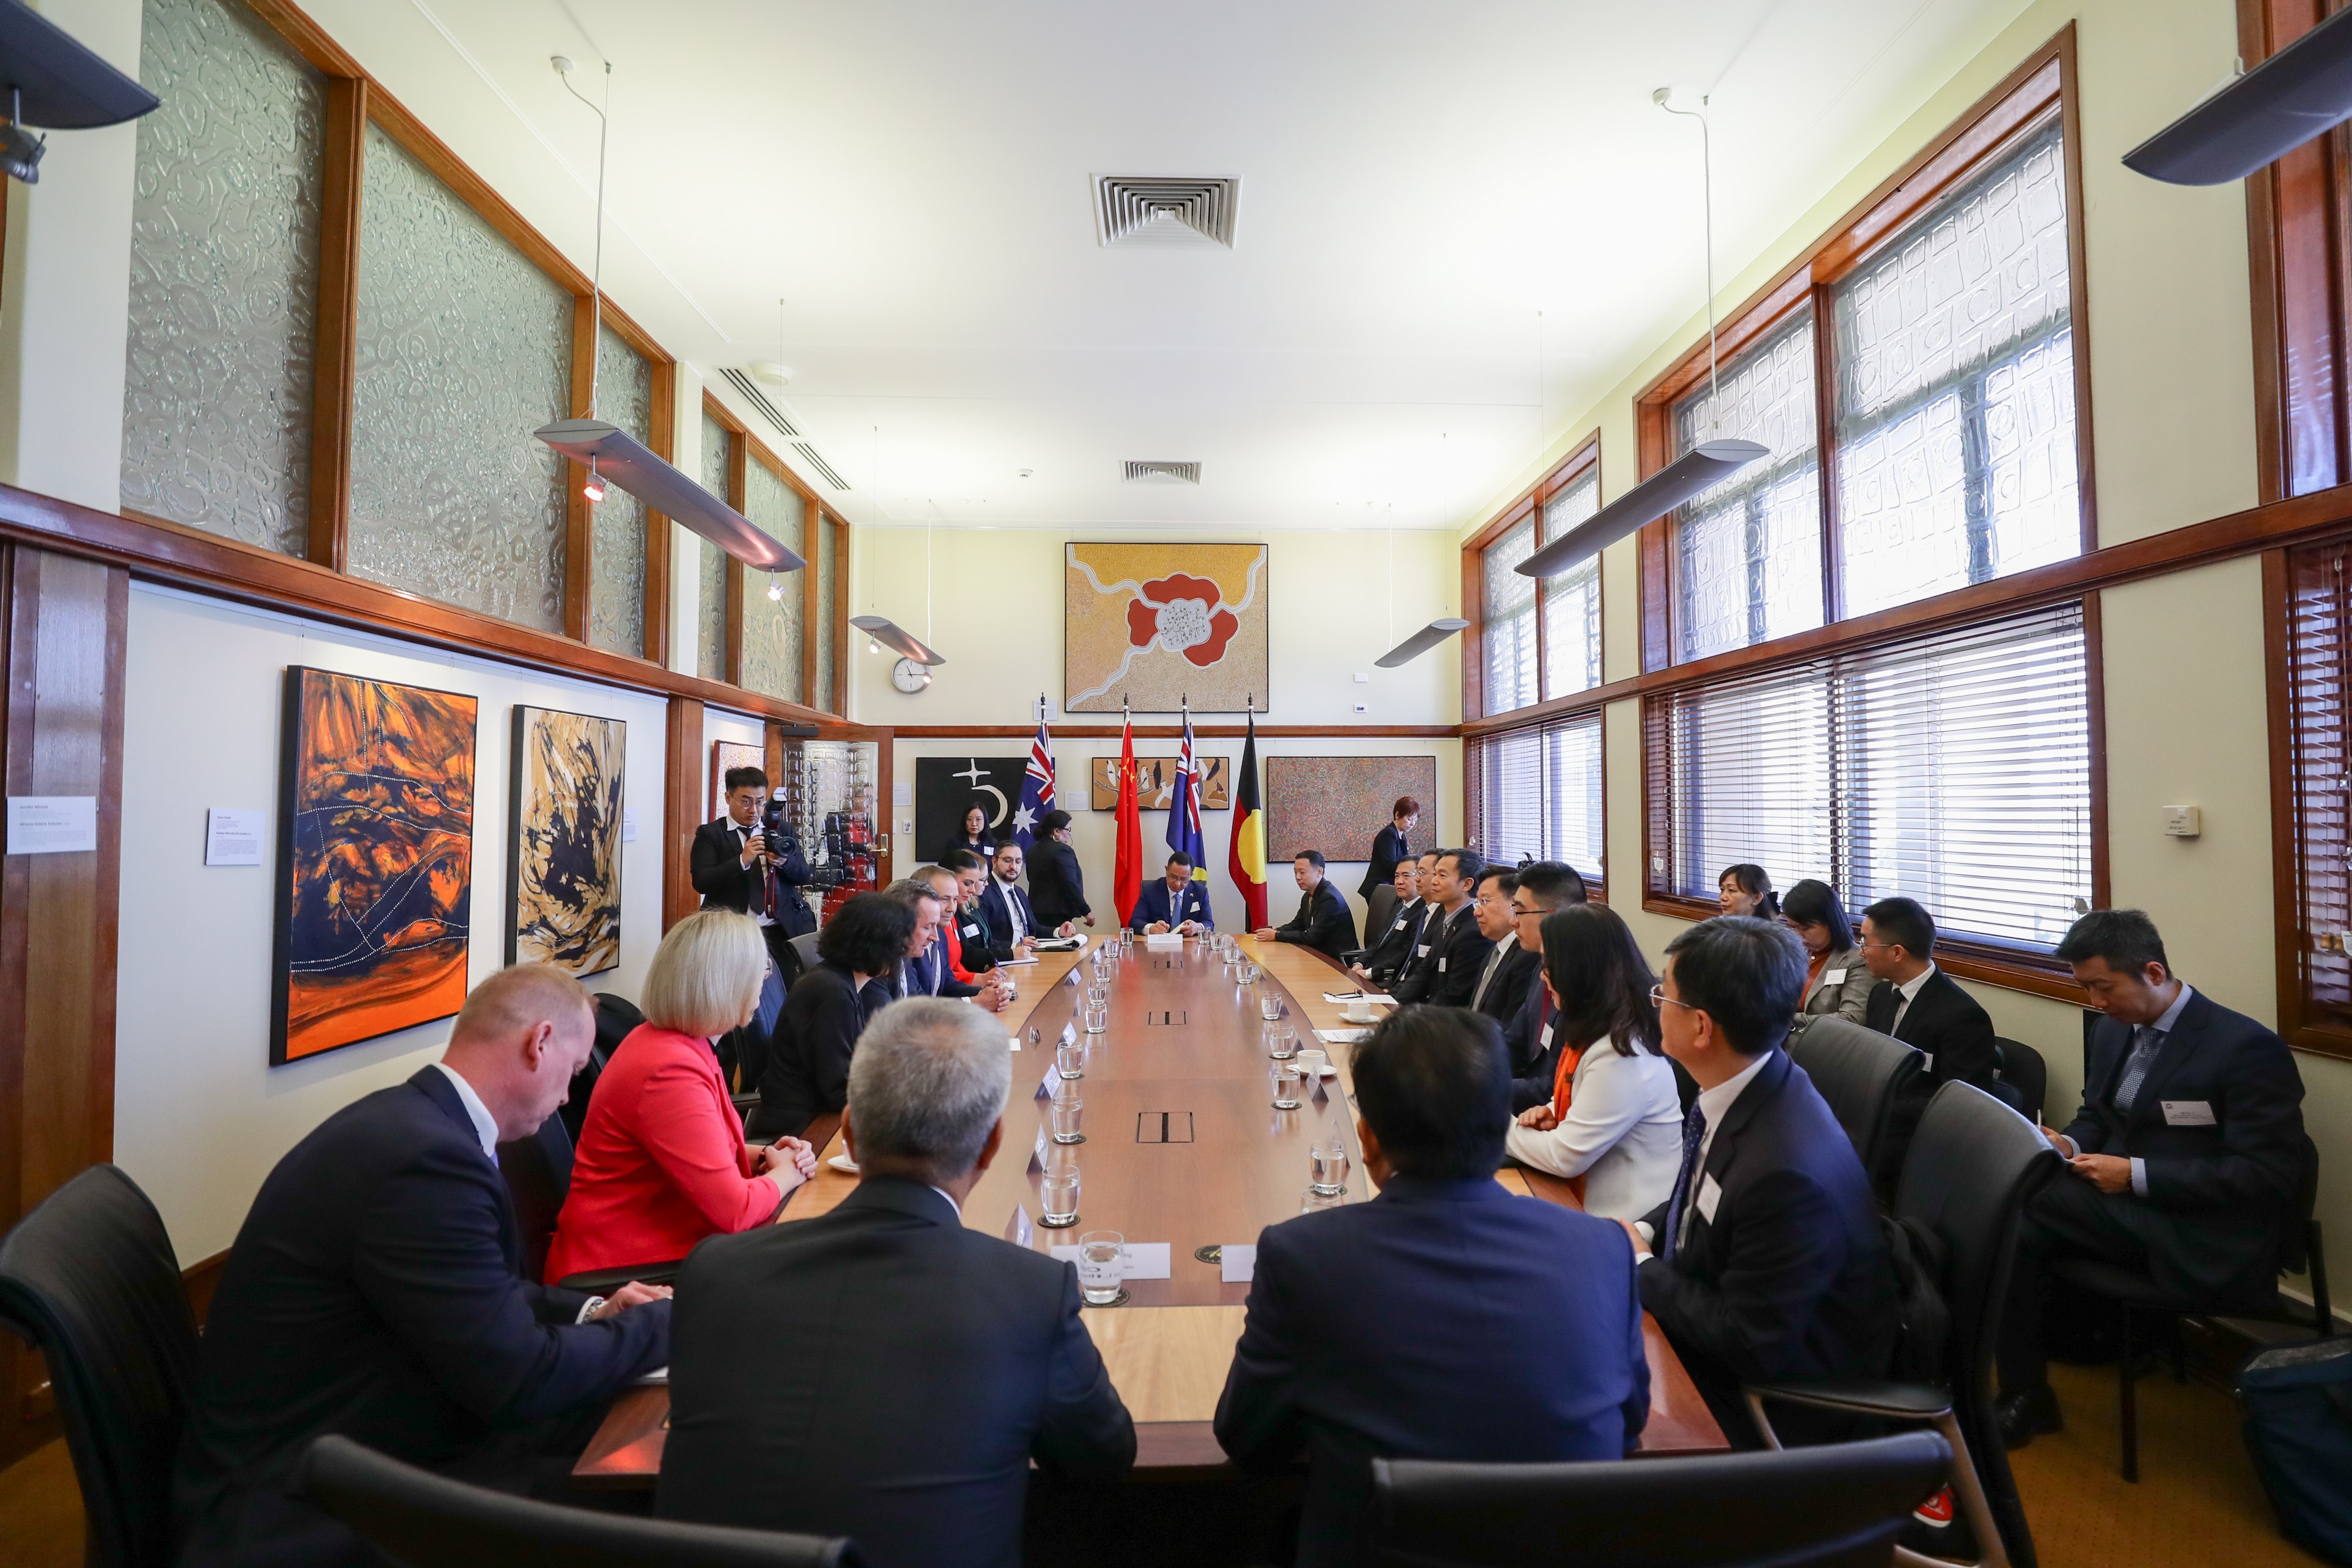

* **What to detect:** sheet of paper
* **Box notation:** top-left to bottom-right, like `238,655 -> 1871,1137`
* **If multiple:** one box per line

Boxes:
1220,1243 -> 1257,1284
6,795 -> 96,855
1050,1241 -> 1171,1279
1000,955 -> 1041,967
1315,1028 -> 1372,1045
203,807 -> 266,867
1008,1035 -> 1023,1050
622,807 -> 639,844
1324,992 -> 1395,1005
630,1366 -> 669,1386
1145,933 -> 1184,951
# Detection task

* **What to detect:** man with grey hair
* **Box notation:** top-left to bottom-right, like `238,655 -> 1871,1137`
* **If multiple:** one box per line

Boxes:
659,998 -> 1135,1568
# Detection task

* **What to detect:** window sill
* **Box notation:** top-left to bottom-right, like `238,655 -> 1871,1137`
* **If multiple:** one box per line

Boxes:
1638,894 -> 2089,1005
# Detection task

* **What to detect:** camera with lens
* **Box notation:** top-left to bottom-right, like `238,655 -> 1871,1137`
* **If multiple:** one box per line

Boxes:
760,793 -> 793,847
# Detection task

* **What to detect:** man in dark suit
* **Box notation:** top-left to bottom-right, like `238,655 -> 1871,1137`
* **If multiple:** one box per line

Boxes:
977,840 -> 1050,961
884,877 -> 968,999
1996,910 -> 2308,1449
1217,1005 -> 1647,1568
1351,858 -> 1427,987
1464,867 -> 1541,1049
660,999 -> 1135,1568
1859,896 -> 1997,1167
174,967 -> 673,1567
690,764 -> 814,981
906,865 -> 1002,1004
1128,851 -> 1215,934
1026,810 -> 1093,931
1498,862 -> 1589,1104
1392,849 -> 1492,1007
1255,850 -> 1358,963
1623,917 -> 1897,1446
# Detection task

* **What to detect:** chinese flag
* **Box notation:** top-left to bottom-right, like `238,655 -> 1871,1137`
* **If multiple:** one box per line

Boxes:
1228,707 -> 1267,929
1112,707 -> 1144,925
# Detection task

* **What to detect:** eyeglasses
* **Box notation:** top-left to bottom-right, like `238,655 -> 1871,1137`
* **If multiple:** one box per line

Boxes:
1509,904 -> 1542,918
1648,986 -> 1699,1014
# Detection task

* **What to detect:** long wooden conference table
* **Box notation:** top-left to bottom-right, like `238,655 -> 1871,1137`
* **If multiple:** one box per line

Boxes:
576,931 -> 1723,1488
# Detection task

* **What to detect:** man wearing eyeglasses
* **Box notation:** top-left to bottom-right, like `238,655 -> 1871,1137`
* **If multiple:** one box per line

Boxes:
1465,868 -> 1541,1044
1496,862 -> 1589,1109
1618,915 -> 1896,1446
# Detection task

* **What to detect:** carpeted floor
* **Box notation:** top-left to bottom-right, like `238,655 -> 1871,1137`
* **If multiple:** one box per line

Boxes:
0,1357 -> 2326,1567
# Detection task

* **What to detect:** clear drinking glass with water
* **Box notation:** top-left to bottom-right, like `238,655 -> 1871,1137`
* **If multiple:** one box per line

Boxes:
1077,1229 -> 1125,1306
1040,1168 -> 1080,1227
1310,1132 -> 1350,1196
1083,1004 -> 1108,1035
1259,988 -> 1284,1021
1264,1022 -> 1297,1059
1057,1041 -> 1085,1080
1271,1061 -> 1304,1109
1050,1097 -> 1086,1145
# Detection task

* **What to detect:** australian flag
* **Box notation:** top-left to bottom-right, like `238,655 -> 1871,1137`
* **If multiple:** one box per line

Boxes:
1013,698 -> 1055,851
1167,697 -> 1208,893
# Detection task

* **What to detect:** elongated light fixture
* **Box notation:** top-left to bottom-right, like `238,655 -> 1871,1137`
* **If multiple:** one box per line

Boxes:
1375,618 -> 1471,668
0,0 -> 161,185
536,418 -> 803,571
850,615 -> 945,666
2125,11 -> 2352,185
1525,89 -> 1765,581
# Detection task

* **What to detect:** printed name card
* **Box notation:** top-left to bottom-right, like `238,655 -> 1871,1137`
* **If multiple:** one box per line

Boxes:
1219,1243 -> 1257,1283
203,807 -> 266,867
1004,1205 -> 1036,1248
1048,1242 -> 1172,1280
6,795 -> 97,855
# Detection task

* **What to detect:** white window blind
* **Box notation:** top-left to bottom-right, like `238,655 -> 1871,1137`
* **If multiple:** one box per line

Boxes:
1471,708 -> 1605,887
1483,516 -> 1539,714
1645,600 -> 2090,954
1542,468 -> 1602,699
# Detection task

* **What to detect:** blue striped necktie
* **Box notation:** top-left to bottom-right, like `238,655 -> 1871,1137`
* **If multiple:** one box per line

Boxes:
1658,1102 -> 1710,1259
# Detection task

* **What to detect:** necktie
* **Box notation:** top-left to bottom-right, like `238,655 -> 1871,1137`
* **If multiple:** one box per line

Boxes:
2113,1025 -> 2163,1111
1658,1102 -> 1710,1261
1472,944 -> 1506,1009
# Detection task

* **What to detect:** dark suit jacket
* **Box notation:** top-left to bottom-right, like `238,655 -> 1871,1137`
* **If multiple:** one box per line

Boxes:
659,1179 -> 1134,1568
173,1069 -> 670,1567
940,830 -> 997,865
1469,942 -> 1540,1035
1864,968 -> 1997,1149
1506,984 -> 1558,1109
976,877 -> 1038,962
1392,904 -> 1494,1007
1361,898 -> 1428,984
904,935 -> 979,1000
1358,823 -> 1411,898
1027,838 -> 1090,929
2061,988 -> 2307,1298
1127,877 -> 1215,932
1274,880 -> 1358,963
1217,1175 -> 1647,1568
690,817 -> 814,934
1638,1049 -> 1896,1444
754,962 -> 881,1138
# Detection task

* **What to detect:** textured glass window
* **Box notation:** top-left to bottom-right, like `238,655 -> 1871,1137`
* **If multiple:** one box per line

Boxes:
698,411 -> 730,683
348,123 -> 570,632
1673,313 -> 1823,661
1540,468 -> 1602,698
1835,122 -> 2077,618
1481,517 -> 1538,714
813,516 -> 837,712
587,326 -> 650,658
739,457 -> 804,703
121,0 -> 323,554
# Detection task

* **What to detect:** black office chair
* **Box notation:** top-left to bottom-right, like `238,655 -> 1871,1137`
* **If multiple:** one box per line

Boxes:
0,1165 -> 197,1568
561,992 -> 646,1144
1785,1017 -> 1924,1190
1745,1082 -> 2064,1568
299,1433 -> 860,1567
1367,1432 -> 1950,1568
2050,1131 -> 2332,1482
497,1111 -> 574,1286
790,931 -> 822,972
1991,1038 -> 2045,1124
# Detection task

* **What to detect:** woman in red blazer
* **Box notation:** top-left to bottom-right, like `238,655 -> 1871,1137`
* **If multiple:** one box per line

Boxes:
547,911 -> 817,1282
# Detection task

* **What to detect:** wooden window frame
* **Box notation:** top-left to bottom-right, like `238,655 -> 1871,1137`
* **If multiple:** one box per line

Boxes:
1459,430 -> 1603,722
2266,537 -> 2352,1059
1631,26 -> 2094,674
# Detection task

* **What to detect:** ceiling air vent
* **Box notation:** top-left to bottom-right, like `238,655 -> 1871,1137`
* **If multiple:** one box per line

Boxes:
719,367 -> 801,440
1094,176 -> 1240,249
793,443 -> 851,492
1123,460 -> 1201,484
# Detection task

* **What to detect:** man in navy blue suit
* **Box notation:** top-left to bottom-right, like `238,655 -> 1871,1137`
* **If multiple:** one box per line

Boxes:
1996,909 -> 2308,1449
1215,1006 -> 1647,1568
175,966 -> 673,1567
1127,851 -> 1215,934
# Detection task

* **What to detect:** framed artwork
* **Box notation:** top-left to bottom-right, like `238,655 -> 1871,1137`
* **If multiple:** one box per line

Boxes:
1263,755 -> 1438,865
1064,541 -> 1269,712
272,667 -> 477,1064
913,756 -> 1027,858
1087,755 -> 1230,811
507,707 -> 624,975
710,739 -> 765,821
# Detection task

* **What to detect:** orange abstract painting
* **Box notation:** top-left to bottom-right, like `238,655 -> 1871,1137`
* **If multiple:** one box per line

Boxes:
272,667 -> 477,1064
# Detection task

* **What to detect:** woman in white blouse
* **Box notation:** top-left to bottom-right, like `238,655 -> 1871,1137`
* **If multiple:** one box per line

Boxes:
1503,905 -> 1684,1221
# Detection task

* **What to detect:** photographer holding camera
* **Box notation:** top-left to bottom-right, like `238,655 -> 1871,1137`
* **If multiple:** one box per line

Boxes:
692,766 -> 816,984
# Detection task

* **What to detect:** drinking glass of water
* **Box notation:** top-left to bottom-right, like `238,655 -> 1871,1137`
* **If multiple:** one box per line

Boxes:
1310,1132 -> 1350,1196
1083,1004 -> 1108,1035
1050,1097 -> 1086,1145
1077,1230 -> 1125,1306
1300,1188 -> 1344,1214
1264,1022 -> 1297,1059
1270,1061 -> 1304,1110
1259,989 -> 1283,1021
1040,1168 -> 1081,1227
1057,1041 -> 1085,1080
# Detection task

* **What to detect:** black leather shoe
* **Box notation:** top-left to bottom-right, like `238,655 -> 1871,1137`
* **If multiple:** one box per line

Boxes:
1996,1386 -> 2062,1450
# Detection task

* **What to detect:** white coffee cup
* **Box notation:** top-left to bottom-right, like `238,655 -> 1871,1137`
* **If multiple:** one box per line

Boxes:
1342,998 -> 1375,1023
1297,1048 -> 1329,1079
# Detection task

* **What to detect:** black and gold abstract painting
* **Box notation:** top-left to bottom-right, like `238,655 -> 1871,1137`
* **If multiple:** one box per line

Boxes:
506,706 -> 624,975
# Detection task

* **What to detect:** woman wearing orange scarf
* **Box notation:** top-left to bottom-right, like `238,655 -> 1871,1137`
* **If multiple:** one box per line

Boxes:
1502,905 -> 1683,1220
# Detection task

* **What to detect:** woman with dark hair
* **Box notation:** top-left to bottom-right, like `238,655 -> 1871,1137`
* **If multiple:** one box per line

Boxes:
940,803 -> 996,864
1358,795 -> 1421,901
1503,905 -> 1683,1219
1783,878 -> 1872,1028
1717,862 -> 1780,921
753,892 -> 918,1138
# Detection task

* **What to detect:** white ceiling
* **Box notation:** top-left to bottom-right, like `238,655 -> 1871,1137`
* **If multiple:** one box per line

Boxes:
314,0 -> 2034,531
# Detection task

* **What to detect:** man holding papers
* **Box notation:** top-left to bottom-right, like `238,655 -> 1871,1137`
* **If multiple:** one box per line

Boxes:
1129,851 -> 1214,934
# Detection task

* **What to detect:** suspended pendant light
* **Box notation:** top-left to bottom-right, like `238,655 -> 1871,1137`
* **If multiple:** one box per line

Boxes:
531,57 -> 800,574
850,616 -> 944,666
1376,619 -> 1471,667
2125,12 -> 2352,185
1521,89 -> 1763,580
0,1 -> 159,186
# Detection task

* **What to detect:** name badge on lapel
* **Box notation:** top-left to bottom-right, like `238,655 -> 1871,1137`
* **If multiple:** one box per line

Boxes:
1822,968 -> 1847,985
2161,1099 -> 2217,1126
1416,944 -> 1431,958
1437,957 -> 1448,974
963,922 -> 982,939
1695,1174 -> 1723,1225
1539,1022 -> 1555,1048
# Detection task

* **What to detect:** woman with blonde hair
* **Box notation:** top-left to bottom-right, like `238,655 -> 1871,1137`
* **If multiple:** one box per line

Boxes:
546,911 -> 817,1283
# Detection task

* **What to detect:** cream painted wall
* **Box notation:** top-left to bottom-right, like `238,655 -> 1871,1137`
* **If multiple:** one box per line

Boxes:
115,584 -> 671,1264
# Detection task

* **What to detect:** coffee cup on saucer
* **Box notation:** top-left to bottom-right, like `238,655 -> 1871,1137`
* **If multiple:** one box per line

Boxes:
1341,998 -> 1375,1024
1296,1048 -> 1330,1079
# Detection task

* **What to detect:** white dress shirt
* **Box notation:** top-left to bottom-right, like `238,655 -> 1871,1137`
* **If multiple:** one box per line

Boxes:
722,819 -> 775,928
1637,1048 -> 1773,1253
1502,1037 -> 1685,1221
1889,962 -> 1937,1034
430,1061 -> 500,1161
993,875 -> 1028,940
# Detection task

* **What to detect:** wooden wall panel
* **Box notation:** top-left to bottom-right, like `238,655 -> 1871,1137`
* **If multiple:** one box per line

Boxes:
665,696 -> 704,930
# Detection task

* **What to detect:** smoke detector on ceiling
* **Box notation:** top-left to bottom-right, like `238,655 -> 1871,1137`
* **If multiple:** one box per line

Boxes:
1123,460 -> 1201,484
1094,176 -> 1240,249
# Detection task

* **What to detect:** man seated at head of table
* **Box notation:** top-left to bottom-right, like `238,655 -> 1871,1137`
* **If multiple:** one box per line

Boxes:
1348,857 -> 1427,988
1389,848 -> 1492,1007
1505,905 -> 1684,1221
659,998 -> 1136,1568
1128,850 -> 1215,934
174,966 -> 673,1568
1620,915 -> 1897,1446
1253,848 -> 1357,962
547,912 -> 817,1286
751,891 -> 917,1140
1216,1005 -> 1647,1568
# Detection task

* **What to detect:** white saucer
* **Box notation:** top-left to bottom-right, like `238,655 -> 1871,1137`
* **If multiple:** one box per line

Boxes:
1318,1065 -> 1339,1078
827,1154 -> 860,1174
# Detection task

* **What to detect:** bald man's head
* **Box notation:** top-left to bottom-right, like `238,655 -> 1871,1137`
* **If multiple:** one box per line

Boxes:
441,965 -> 595,1141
